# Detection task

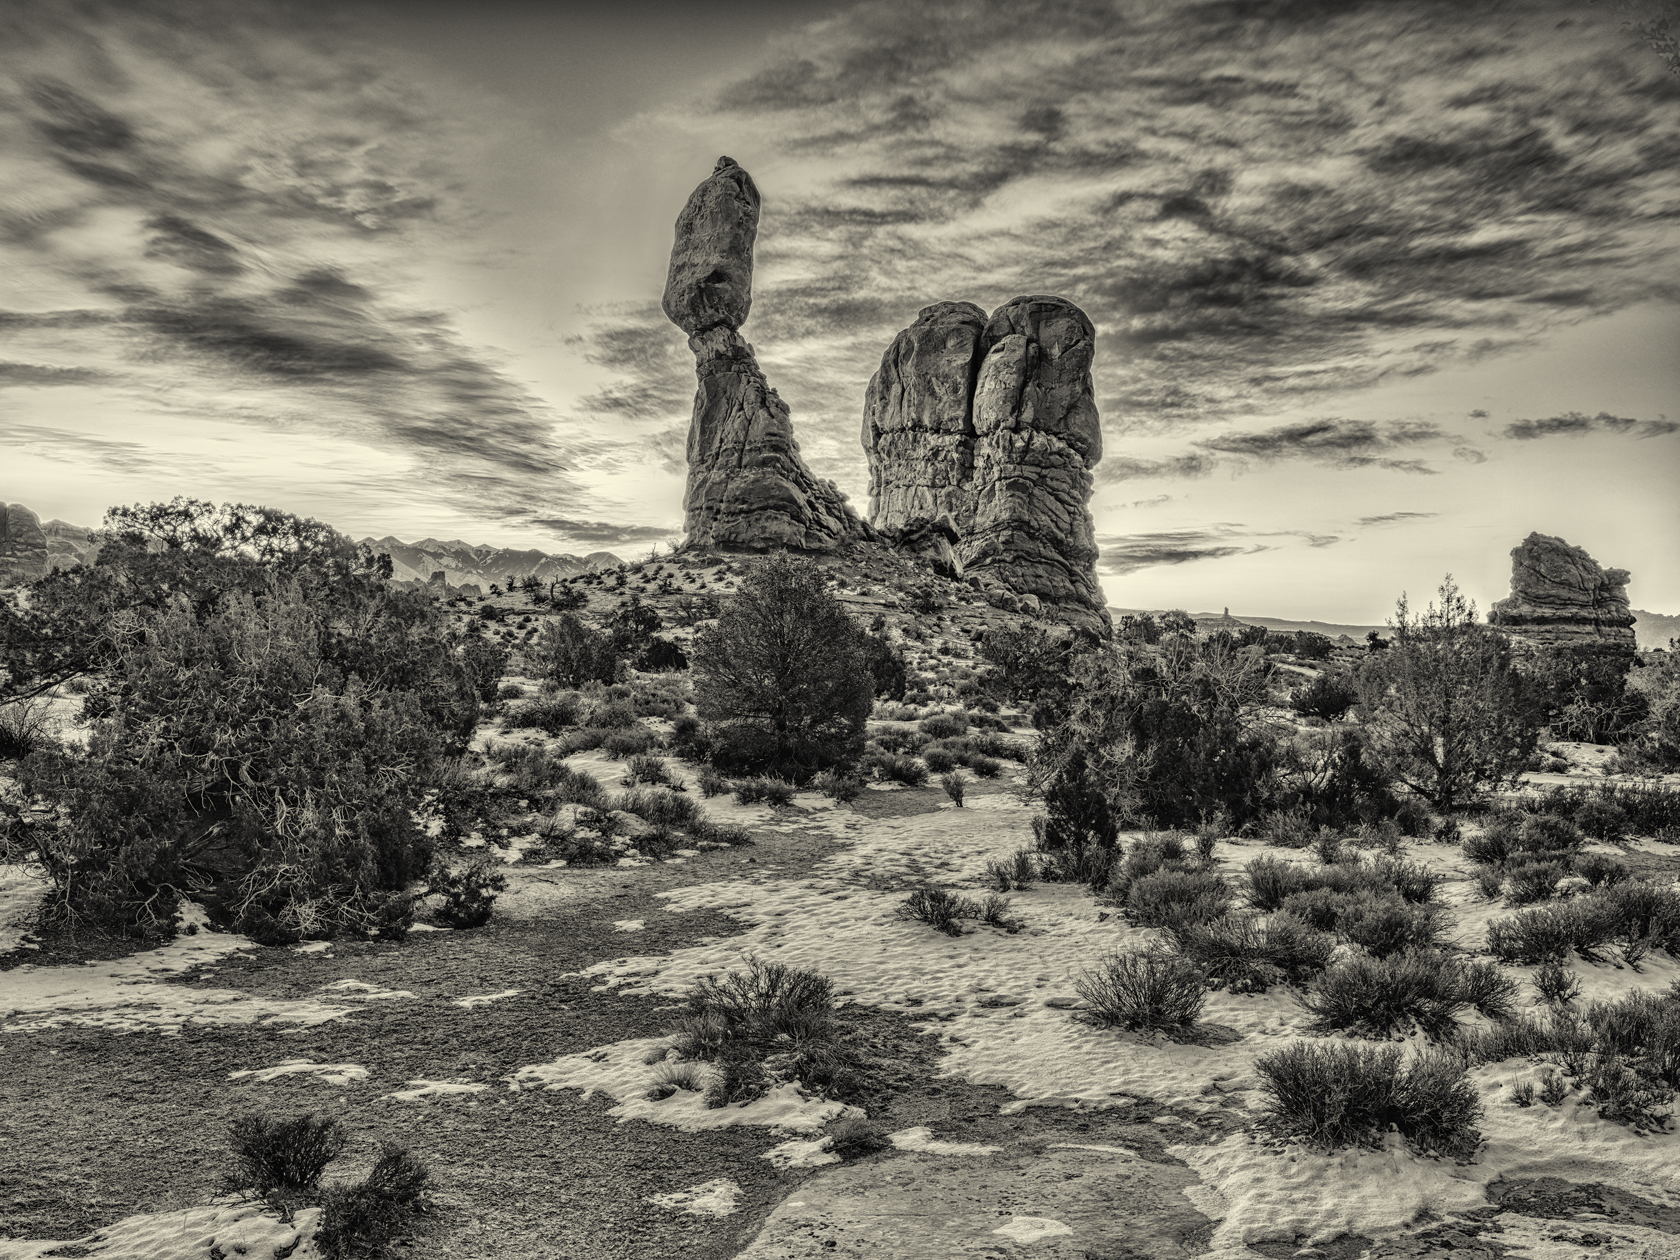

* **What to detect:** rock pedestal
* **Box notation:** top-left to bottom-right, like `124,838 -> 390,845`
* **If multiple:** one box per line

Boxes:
665,158 -> 870,551
1488,532 -> 1636,649
862,296 -> 1107,629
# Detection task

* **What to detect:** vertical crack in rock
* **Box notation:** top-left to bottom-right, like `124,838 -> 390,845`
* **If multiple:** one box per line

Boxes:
1488,532 -> 1636,648
863,296 -> 1108,631
664,157 -> 870,552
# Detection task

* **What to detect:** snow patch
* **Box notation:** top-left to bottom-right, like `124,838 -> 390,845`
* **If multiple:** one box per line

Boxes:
452,989 -> 521,1008
612,919 -> 645,932
993,1216 -> 1074,1242
645,1178 -> 744,1217
0,1199 -> 319,1260
761,1137 -> 840,1170
888,1126 -> 1001,1156
383,1079 -> 490,1101
229,1059 -> 368,1086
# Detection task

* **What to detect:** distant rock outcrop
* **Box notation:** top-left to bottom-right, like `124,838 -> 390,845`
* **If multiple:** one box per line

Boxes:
863,296 -> 1106,630
0,503 -> 50,586
664,157 -> 871,552
1488,532 -> 1636,649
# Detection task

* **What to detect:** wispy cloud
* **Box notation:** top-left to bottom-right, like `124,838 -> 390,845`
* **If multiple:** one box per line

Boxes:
529,517 -> 681,546
0,1 -> 601,533
1097,522 -> 1340,575
1358,511 -> 1438,527
1502,411 -> 1679,441
580,0 -> 1680,508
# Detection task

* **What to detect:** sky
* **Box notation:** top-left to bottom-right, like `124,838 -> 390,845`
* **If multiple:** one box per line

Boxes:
1,0 -> 1677,623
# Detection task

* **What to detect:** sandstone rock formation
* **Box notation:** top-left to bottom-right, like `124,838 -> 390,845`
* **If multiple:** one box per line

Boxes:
1488,532 -> 1636,649
0,503 -> 50,586
664,158 -> 871,552
862,297 -> 1106,629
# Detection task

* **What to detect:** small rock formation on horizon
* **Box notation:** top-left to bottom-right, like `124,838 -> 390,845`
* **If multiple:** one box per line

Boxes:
663,157 -> 871,552
0,503 -> 51,586
1488,532 -> 1637,649
862,297 -> 1107,630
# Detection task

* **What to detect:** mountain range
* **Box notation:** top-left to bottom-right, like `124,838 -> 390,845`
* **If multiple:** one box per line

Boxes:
355,536 -> 623,590
0,501 -> 622,591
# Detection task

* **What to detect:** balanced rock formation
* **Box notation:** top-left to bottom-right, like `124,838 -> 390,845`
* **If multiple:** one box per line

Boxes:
1488,532 -> 1636,649
0,503 -> 50,586
664,158 -> 870,551
862,297 -> 1106,629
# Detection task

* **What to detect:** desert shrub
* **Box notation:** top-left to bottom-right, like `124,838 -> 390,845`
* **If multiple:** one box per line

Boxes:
1302,950 -> 1478,1040
602,726 -> 658,758
428,857 -> 508,929
1582,1055 -> 1674,1129
616,786 -> 703,831
1174,912 -> 1335,993
985,848 -> 1038,892
734,777 -> 796,807
23,578 -> 467,943
1361,577 -> 1541,810
897,887 -> 976,936
1533,960 -> 1581,1005
693,554 -> 873,776
810,769 -> 864,803
1126,867 -> 1233,935
1337,894 -> 1448,958
919,712 -> 969,740
1575,853 -> 1629,890
1074,948 -> 1207,1030
866,751 -> 929,787
691,820 -> 754,848
622,754 -> 673,786
976,893 -> 1018,930
697,768 -> 730,798
0,698 -> 55,761
1028,636 -> 1278,848
964,754 -> 1003,779
1256,805 -> 1316,849
1575,798 -> 1629,844
551,727 -> 609,756
1245,853 -> 1435,917
1503,858 -> 1568,906
1463,813 -> 1522,865
313,1144 -> 431,1260
221,1112 -> 347,1196
679,957 -> 835,1047
1245,855 -> 1318,911
1036,835 -> 1119,888
1312,828 -> 1344,865
1256,1041 -> 1481,1154
941,771 -> 967,806
1520,813 -> 1584,854
587,699 -> 640,729
1103,833 -> 1189,902
828,1117 -> 890,1160
1488,881 -> 1680,964
923,746 -> 959,774
527,613 -> 620,688
1487,904 -> 1586,964
1292,670 -> 1359,722
704,1052 -> 770,1108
